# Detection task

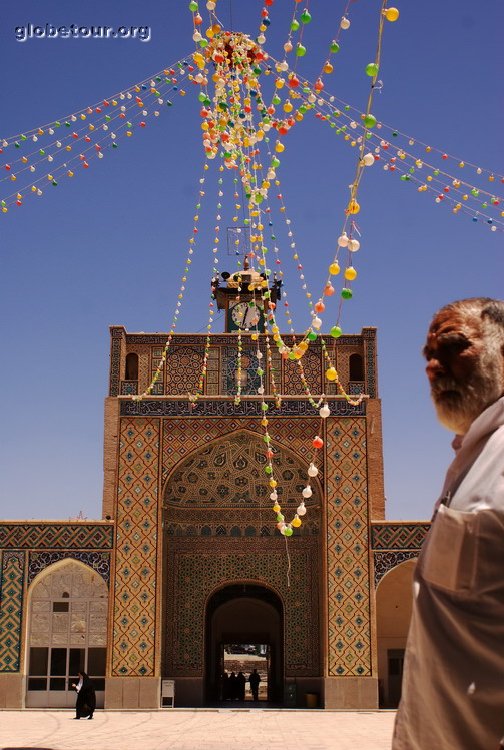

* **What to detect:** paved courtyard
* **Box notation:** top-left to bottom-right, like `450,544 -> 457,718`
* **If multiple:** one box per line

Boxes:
0,709 -> 396,750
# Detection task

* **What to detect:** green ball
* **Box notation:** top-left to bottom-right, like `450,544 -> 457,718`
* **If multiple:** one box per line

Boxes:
365,63 -> 379,77
265,465 -> 272,475
330,41 -> 340,53
283,526 -> 293,536
364,114 -> 377,128
307,331 -> 318,341
330,326 -> 343,338
341,288 -> 353,300
189,1 -> 198,10
301,10 -> 312,24
296,44 -> 307,57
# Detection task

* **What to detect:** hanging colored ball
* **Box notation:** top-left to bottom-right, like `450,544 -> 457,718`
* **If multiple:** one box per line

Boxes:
347,200 -> 360,215
364,114 -> 377,128
345,266 -> 357,281
296,43 -> 307,57
312,436 -> 324,449
338,232 -> 349,247
307,331 -> 318,341
297,503 -> 307,517
365,63 -> 379,77
302,486 -> 313,499
326,366 -> 338,382
330,40 -> 340,53
308,462 -> 319,477
330,325 -> 342,338
347,239 -> 360,252
384,7 -> 400,21
325,284 -> 335,296
301,9 -> 312,24
189,1 -> 198,11
340,17 -> 350,29
283,526 -> 294,537
322,404 -> 333,421
329,262 -> 340,275
292,516 -> 302,528
341,288 -> 353,299
363,153 -> 375,167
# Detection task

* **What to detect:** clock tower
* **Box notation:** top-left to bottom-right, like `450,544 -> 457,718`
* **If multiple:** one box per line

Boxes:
212,256 -> 282,333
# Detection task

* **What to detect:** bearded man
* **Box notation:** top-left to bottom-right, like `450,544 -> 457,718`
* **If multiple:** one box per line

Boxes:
392,297 -> 504,750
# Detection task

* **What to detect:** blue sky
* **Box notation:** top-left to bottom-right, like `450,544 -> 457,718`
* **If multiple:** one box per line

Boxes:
0,0 -> 502,521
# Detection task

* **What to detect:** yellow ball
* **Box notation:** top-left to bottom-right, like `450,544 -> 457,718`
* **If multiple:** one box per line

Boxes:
275,142 -> 285,153
329,262 -> 340,275
269,479 -> 277,488
344,266 -> 357,281
384,7 -> 400,21
326,366 -> 338,382
273,503 -> 281,513
347,200 -> 360,215
292,516 -> 302,528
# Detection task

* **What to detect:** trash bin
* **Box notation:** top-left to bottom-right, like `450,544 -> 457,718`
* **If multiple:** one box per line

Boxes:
305,692 -> 318,708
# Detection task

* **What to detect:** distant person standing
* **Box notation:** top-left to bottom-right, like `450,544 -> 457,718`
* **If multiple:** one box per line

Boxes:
393,298 -> 504,749
237,671 -> 246,701
249,669 -> 261,701
72,671 -> 96,720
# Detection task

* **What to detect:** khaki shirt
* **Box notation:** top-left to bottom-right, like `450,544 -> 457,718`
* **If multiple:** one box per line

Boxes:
393,397 -> 504,750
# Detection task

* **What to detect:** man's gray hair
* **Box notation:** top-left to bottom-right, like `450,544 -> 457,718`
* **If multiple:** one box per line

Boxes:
438,297 -> 504,347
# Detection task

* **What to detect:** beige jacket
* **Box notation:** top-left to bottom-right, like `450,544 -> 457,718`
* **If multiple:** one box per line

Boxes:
392,397 -> 504,750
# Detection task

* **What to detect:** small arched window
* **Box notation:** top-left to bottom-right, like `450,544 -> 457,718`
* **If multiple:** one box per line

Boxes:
125,352 -> 139,380
349,353 -> 364,381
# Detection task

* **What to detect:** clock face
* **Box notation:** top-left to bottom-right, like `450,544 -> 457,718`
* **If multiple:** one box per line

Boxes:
229,301 -> 263,331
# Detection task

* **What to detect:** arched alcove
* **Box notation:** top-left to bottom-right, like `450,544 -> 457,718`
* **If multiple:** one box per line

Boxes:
349,352 -> 365,382
376,559 -> 416,707
25,559 -> 108,708
163,429 -> 322,536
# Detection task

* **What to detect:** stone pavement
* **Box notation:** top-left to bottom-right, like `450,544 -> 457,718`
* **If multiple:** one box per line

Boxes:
0,709 -> 395,750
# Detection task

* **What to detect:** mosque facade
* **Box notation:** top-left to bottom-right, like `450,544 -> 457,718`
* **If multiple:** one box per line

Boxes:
0,291 -> 429,710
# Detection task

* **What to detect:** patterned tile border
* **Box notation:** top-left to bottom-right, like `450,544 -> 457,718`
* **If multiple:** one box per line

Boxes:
371,523 -> 430,550
0,550 -> 25,672
0,523 -> 114,550
373,550 -> 420,588
28,551 -> 111,586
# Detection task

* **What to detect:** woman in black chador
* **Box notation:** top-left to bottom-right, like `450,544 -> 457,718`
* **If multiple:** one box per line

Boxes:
72,671 -> 96,719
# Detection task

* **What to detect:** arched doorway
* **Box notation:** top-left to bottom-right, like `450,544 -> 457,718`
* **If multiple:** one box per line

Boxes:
25,559 -> 108,708
376,559 -> 416,707
205,583 -> 283,705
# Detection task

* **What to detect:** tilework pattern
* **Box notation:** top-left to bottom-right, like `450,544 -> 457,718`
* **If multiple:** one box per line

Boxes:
326,417 -> 371,677
122,399 -> 365,418
109,327 -> 124,397
373,551 -> 420,588
284,349 -> 322,396
165,346 -> 204,395
162,417 -> 320,486
28,551 -> 111,586
165,537 -> 320,677
112,418 -> 160,676
0,550 -> 25,672
371,523 -> 430,550
164,431 -> 322,510
0,524 -> 113,550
